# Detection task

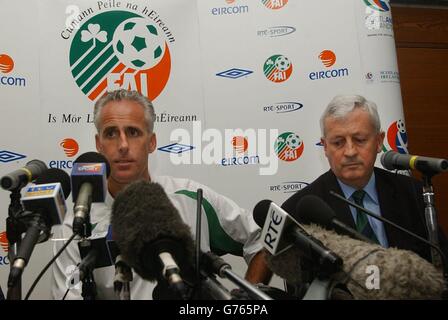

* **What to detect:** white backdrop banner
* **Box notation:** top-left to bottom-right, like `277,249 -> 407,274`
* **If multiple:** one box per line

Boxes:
0,0 -> 408,299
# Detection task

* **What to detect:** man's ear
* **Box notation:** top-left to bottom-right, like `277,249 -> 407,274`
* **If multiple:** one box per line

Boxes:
95,134 -> 102,153
148,133 -> 157,154
321,137 -> 329,156
377,131 -> 385,153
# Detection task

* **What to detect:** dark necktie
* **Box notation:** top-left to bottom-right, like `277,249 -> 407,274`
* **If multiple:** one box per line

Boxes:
351,190 -> 379,244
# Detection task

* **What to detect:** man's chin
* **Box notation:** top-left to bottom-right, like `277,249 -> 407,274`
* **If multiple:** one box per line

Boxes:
112,173 -> 140,185
339,171 -> 369,188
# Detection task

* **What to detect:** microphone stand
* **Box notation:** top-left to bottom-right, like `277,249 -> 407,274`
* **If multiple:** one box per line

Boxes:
201,252 -> 273,300
79,239 -> 97,300
6,188 -> 26,300
330,190 -> 448,300
114,255 -> 133,300
421,174 -> 442,267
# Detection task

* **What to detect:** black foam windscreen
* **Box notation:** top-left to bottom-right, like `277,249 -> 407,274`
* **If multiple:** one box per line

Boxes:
34,168 -> 71,199
252,199 -> 272,228
111,180 -> 195,281
294,195 -> 336,226
74,151 -> 111,177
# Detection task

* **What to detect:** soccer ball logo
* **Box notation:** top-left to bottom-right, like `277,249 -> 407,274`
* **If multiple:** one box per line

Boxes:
275,132 -> 304,162
264,54 -> 293,83
285,133 -> 302,150
275,56 -> 291,72
112,18 -> 164,70
386,119 -> 408,154
396,119 -> 406,133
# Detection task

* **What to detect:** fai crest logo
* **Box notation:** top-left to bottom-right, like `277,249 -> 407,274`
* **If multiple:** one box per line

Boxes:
261,0 -> 288,10
385,120 -> 408,154
275,132 -> 304,162
68,11 -> 172,102
263,55 -> 293,83
363,0 -> 390,12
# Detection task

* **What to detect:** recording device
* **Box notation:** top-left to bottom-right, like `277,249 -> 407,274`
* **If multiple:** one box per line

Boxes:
1,159 -> 47,191
381,150 -> 448,175
253,199 -> 343,277
111,180 -> 194,299
71,152 -> 110,236
8,168 -> 71,288
295,195 -> 374,243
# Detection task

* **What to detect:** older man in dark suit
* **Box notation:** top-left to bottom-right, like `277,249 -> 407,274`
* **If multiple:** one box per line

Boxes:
282,94 -> 448,262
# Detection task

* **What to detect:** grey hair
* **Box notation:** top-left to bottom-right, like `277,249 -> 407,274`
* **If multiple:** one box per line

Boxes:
93,89 -> 156,133
320,94 -> 381,137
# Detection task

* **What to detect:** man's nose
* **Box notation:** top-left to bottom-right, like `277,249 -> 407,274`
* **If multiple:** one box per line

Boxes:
344,139 -> 357,157
118,131 -> 129,153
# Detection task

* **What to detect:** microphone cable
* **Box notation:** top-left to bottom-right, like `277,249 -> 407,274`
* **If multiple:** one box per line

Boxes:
24,233 -> 77,300
195,188 -> 203,293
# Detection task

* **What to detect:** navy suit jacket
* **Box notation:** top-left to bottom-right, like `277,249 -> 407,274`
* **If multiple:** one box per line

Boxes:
281,167 -> 448,262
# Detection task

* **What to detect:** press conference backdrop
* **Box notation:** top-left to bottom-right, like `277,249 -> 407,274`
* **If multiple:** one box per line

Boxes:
0,0 -> 406,299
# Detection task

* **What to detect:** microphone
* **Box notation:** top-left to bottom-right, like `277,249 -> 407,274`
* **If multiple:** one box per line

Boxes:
253,200 -> 343,277
1,159 -> 47,191
381,150 -> 448,175
295,195 -> 374,244
114,255 -> 133,300
329,190 -> 448,263
111,180 -> 194,299
8,168 -> 71,288
329,190 -> 448,298
200,251 -> 273,300
21,168 -> 71,226
77,240 -> 98,282
71,152 -> 110,236
266,224 -> 445,299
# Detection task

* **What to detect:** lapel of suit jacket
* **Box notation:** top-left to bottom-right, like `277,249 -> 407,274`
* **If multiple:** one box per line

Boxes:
322,170 -> 357,229
373,167 -> 401,247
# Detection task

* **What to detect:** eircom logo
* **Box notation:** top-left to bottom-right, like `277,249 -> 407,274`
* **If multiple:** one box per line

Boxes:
49,138 -> 80,169
221,136 -> 260,167
261,0 -> 288,10
0,54 -> 14,73
60,138 -> 79,157
232,136 -> 248,154
384,119 -> 408,154
309,50 -> 349,81
263,55 -> 293,83
0,53 -> 26,87
319,50 -> 336,68
68,11 -> 172,102
363,0 -> 390,12
275,132 -> 304,162
0,231 -> 10,266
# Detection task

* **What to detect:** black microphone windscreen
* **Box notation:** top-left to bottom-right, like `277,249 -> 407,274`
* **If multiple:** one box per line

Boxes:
294,195 -> 335,226
34,168 -> 71,199
74,151 -> 111,177
380,150 -> 396,170
111,180 -> 195,281
252,200 -> 272,227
